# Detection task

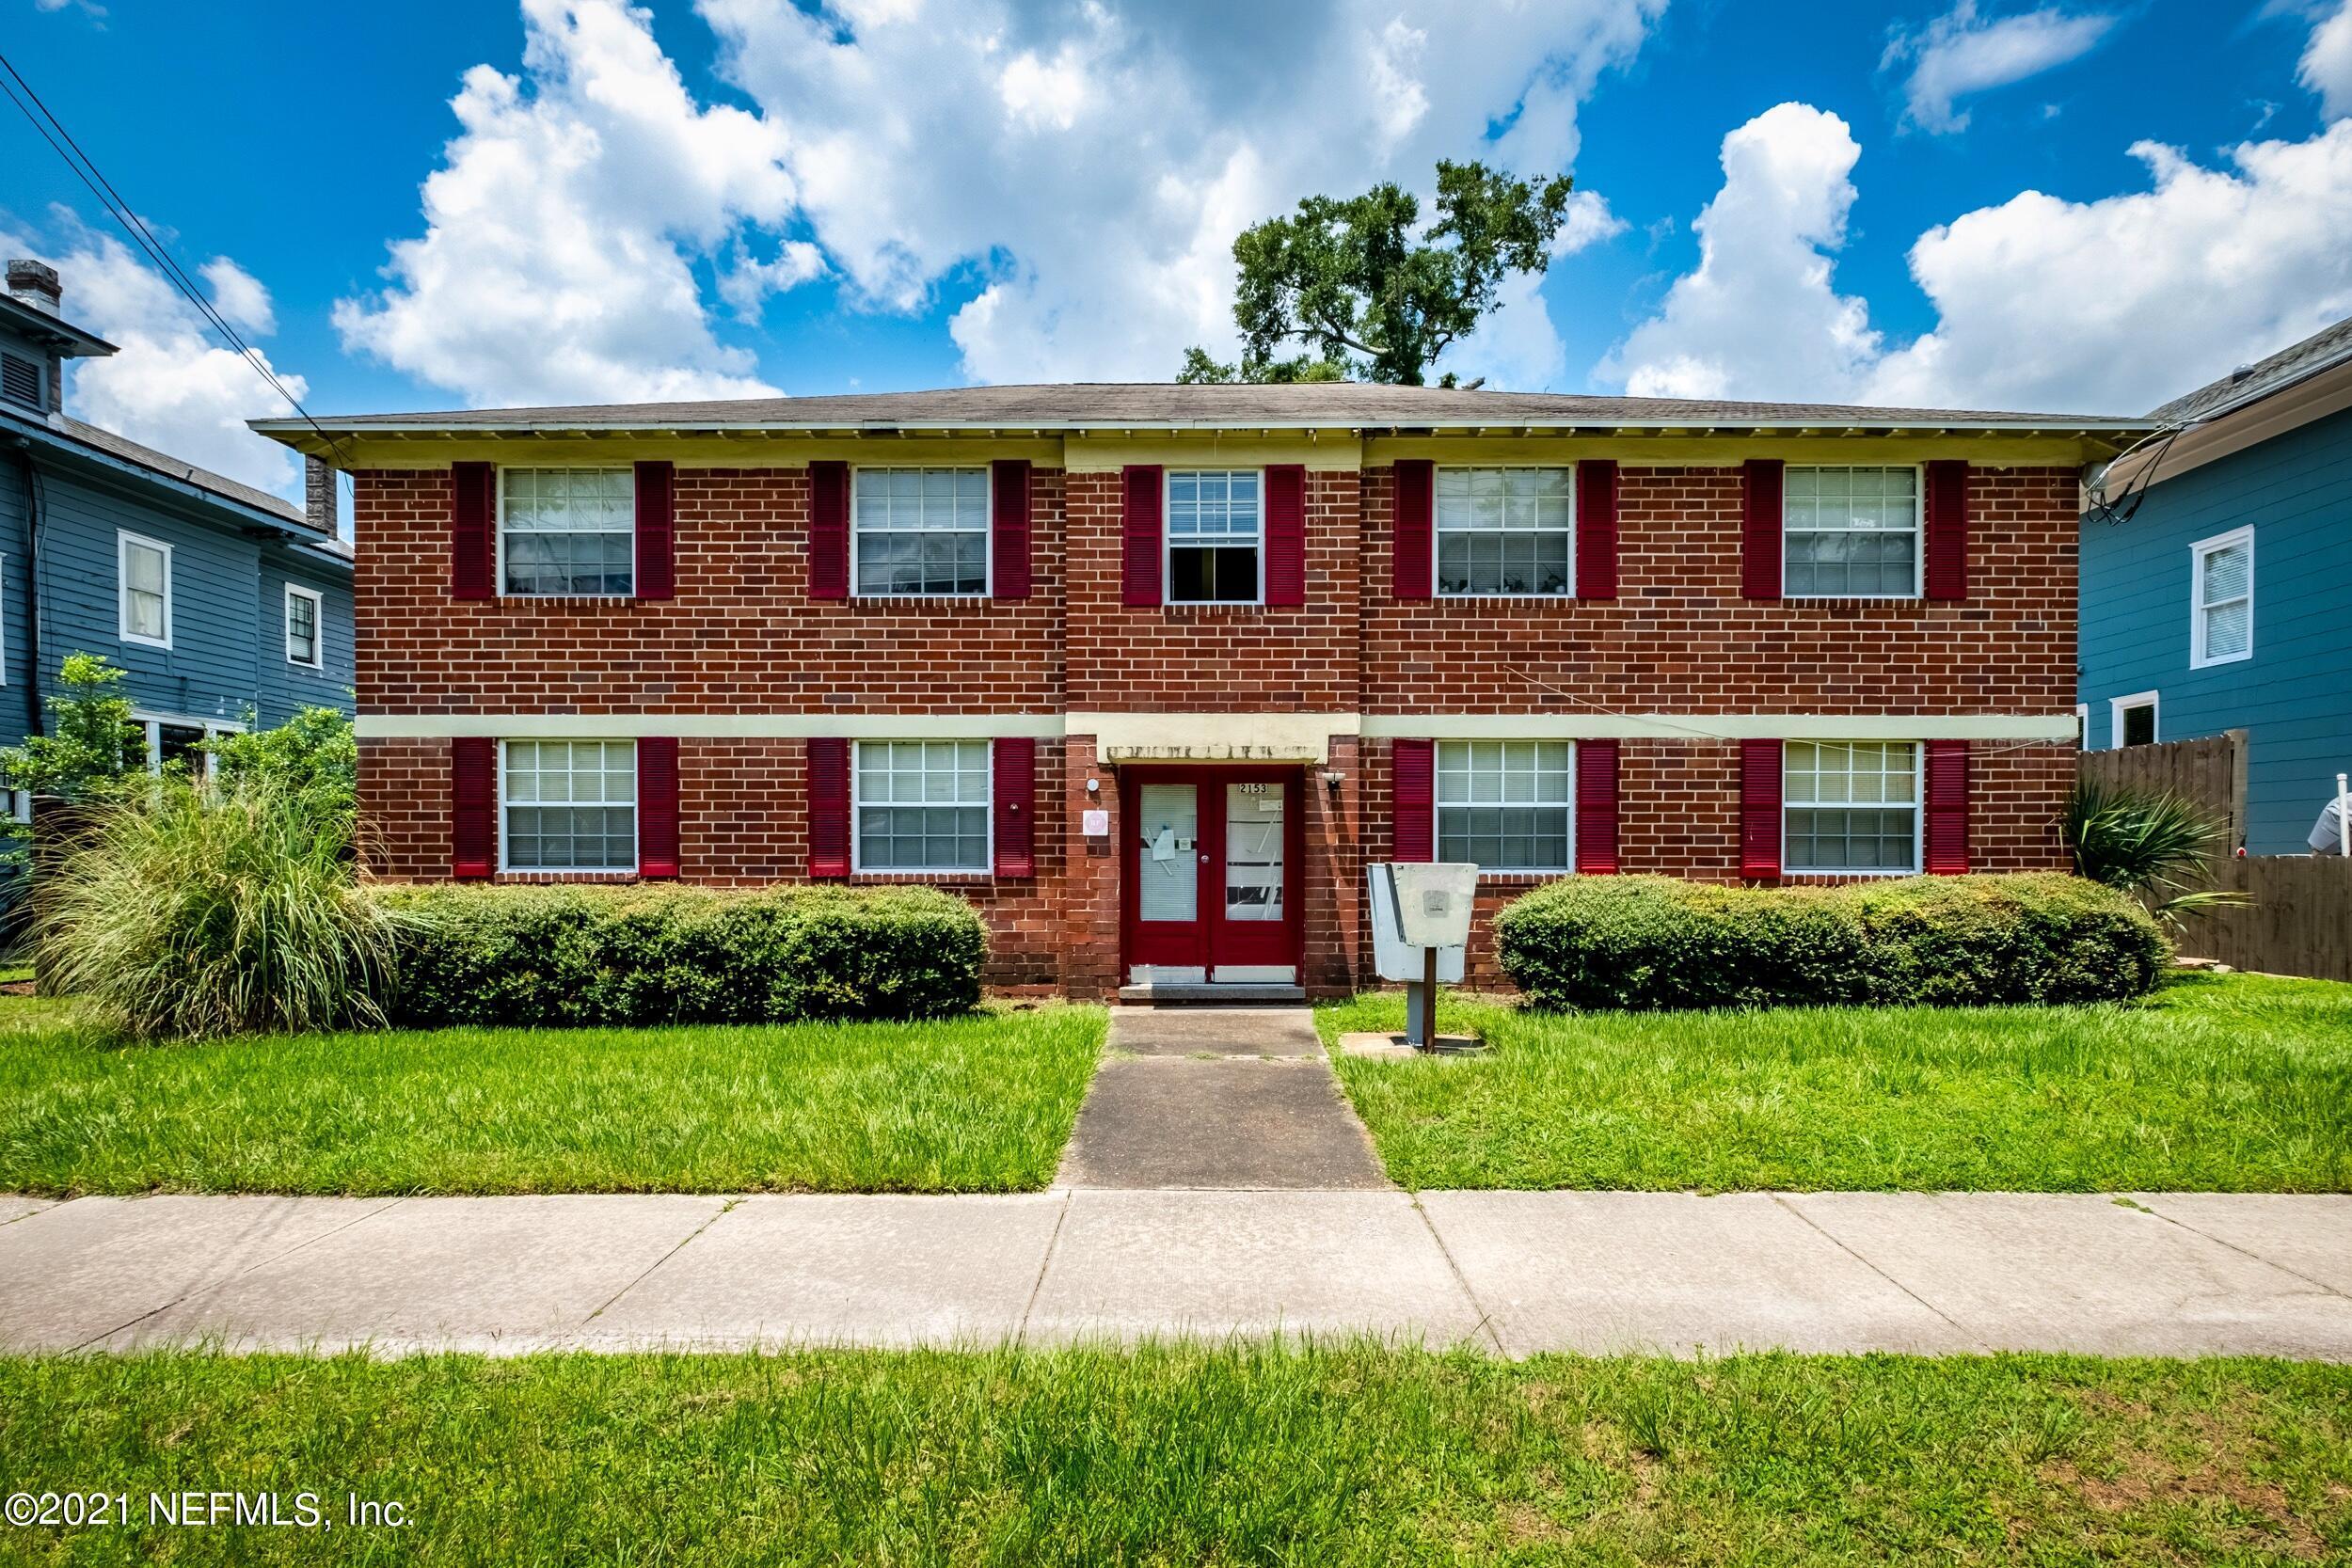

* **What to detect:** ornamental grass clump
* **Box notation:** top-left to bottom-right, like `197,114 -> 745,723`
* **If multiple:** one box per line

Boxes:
40,776 -> 401,1040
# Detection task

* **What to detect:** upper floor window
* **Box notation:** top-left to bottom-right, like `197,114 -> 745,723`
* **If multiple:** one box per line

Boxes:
1437,739 -> 1573,873
853,468 -> 988,596
0,350 -> 41,412
2111,691 -> 2158,749
1436,467 -> 1573,596
1785,467 -> 1919,598
854,740 -> 989,872
118,531 -> 172,648
501,468 -> 632,596
285,584 -> 324,669
2189,526 -> 2252,668
1167,469 -> 1261,604
1785,740 -> 1918,874
502,739 -> 636,873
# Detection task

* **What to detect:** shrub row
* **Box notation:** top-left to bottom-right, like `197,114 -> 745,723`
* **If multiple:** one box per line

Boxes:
373,883 -> 987,1028
1494,873 -> 2169,1012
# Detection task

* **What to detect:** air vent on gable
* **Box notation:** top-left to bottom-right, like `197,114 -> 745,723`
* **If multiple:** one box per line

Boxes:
0,352 -> 40,412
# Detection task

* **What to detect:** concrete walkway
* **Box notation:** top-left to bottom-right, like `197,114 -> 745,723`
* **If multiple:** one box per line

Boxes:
3,1189 -> 2348,1359
1056,1009 -> 1389,1190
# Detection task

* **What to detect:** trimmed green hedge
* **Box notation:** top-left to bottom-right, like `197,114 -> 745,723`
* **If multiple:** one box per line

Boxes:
1493,873 -> 2169,1011
374,883 -> 986,1027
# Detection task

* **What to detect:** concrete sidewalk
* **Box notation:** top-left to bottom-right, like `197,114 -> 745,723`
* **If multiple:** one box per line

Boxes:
3,1189 -> 2348,1359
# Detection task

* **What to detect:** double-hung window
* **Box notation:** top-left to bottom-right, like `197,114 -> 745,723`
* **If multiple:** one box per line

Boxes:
854,740 -> 990,872
853,468 -> 988,596
1436,740 -> 1574,873
501,468 -> 633,596
1784,467 -> 1919,597
285,584 -> 324,669
2189,526 -> 2252,667
1784,741 -> 1919,874
1436,467 -> 1573,596
118,531 -> 172,648
502,739 -> 637,873
1167,469 -> 1261,603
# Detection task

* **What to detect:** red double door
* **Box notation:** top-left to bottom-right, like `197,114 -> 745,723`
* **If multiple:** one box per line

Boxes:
1120,766 -> 1305,984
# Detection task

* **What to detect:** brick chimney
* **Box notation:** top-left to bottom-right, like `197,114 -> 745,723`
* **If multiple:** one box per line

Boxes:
6,260 -> 61,317
304,454 -> 337,535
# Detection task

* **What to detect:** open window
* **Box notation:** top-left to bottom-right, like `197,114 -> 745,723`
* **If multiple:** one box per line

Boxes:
1166,469 -> 1261,604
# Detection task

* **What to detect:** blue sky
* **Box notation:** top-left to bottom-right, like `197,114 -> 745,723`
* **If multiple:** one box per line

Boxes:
7,0 -> 2351,501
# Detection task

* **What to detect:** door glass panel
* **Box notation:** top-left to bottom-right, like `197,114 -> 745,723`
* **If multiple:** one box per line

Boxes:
1136,784 -> 1198,923
1224,783 -> 1284,922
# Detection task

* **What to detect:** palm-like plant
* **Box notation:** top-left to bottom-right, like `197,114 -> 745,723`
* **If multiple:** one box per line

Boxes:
2063,782 -> 2249,927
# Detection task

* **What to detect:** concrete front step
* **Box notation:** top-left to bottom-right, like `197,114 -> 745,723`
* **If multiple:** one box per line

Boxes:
1116,983 -> 1307,1005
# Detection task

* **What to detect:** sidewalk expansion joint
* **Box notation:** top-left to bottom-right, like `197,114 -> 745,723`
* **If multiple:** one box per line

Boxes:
582,1197 -> 736,1325
1015,1188 -> 1074,1346
1769,1193 -> 1991,1353
1413,1196 -> 1505,1355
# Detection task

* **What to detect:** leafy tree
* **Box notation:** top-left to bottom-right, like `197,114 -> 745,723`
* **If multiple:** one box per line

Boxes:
1181,160 -> 1575,388
200,705 -> 357,831
0,652 -> 146,803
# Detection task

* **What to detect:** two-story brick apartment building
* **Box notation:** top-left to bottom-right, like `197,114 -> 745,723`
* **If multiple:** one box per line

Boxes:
254,386 -> 2150,1000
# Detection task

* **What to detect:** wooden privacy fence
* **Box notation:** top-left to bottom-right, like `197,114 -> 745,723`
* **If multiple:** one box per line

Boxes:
2078,730 -> 2352,982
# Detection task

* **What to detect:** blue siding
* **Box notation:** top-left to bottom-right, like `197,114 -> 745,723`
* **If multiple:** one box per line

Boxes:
257,548 -> 356,724
2079,403 -> 2352,853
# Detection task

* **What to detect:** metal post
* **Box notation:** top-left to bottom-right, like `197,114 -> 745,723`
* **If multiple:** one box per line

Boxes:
1405,944 -> 1438,1049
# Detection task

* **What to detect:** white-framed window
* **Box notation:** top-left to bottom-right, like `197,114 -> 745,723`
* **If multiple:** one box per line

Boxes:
499,468 -> 633,596
131,710 -> 243,778
501,739 -> 637,873
2074,703 -> 2090,747
852,467 -> 990,597
853,740 -> 991,873
1436,467 -> 1574,596
1166,469 -> 1262,604
1784,466 -> 1921,598
1784,740 -> 1921,875
1436,739 -> 1575,873
118,531 -> 173,648
2111,690 -> 2159,749
2189,526 -> 2253,669
284,583 -> 325,669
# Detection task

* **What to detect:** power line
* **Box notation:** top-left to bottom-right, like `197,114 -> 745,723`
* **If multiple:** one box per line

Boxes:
0,47 -> 348,466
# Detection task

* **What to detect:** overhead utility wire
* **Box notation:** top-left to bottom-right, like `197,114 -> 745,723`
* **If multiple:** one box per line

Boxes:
0,48 -> 348,465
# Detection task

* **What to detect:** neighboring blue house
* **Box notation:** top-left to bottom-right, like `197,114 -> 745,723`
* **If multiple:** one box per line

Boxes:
0,259 -> 353,789
2079,315 -> 2352,854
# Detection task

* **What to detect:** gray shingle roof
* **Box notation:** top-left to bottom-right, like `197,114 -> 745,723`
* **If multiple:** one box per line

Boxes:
56,415 -> 310,527
253,382 -> 2153,435
2149,314 -> 2352,426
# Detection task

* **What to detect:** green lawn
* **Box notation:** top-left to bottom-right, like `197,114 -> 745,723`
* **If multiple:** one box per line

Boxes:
0,1348 -> 2344,1563
1319,973 -> 2352,1193
0,1001 -> 1103,1196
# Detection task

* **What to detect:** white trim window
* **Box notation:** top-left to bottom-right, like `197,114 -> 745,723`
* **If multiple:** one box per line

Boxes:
501,739 -> 638,873
1436,739 -> 1574,873
853,740 -> 991,872
1784,740 -> 1920,875
118,531 -> 173,648
2111,690 -> 2159,749
284,583 -> 325,669
1166,469 -> 1262,604
1784,466 -> 1921,598
131,710 -> 243,778
500,468 -> 633,596
1436,467 -> 1573,596
2189,526 -> 2252,668
852,467 -> 990,596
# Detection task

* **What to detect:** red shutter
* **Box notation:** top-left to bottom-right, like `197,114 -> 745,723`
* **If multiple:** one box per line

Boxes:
1740,737 -> 1783,880
1575,459 -> 1619,600
806,737 -> 850,879
1392,738 -> 1434,863
808,460 -> 849,601
451,462 -> 495,601
1741,458 -> 1783,601
1392,459 -> 1433,600
1264,464 -> 1306,607
1924,460 -> 1969,601
1925,739 -> 1971,875
1120,465 -> 1163,607
638,736 -> 679,879
991,460 -> 1032,600
634,461 -> 675,601
451,736 -> 495,879
993,737 -> 1035,878
1575,739 -> 1620,873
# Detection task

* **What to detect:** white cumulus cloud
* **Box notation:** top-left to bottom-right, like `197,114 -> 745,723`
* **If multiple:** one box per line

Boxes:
2302,1 -> 2352,119
335,0 -> 799,407
1884,0 -> 2119,134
